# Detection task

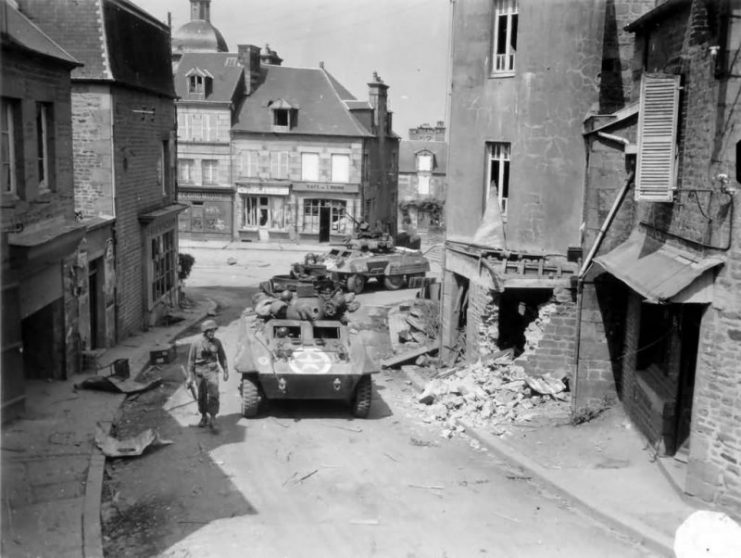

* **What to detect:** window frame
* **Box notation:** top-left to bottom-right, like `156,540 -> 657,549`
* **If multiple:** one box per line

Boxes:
490,0 -> 518,76
301,152 -> 320,181
331,153 -> 350,183
36,102 -> 53,193
202,159 -> 218,185
1,98 -> 20,197
151,230 -> 176,302
485,141 -> 511,216
270,151 -> 290,179
178,158 -> 195,184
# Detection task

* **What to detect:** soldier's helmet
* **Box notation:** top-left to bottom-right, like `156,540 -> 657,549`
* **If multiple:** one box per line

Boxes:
280,290 -> 293,302
200,319 -> 218,333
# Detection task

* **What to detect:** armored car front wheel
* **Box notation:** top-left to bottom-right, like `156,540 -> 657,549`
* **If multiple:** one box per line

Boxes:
351,375 -> 372,418
240,376 -> 260,418
383,275 -> 406,290
346,274 -> 366,294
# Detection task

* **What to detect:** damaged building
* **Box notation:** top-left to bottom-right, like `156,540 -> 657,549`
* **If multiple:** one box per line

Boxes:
575,0 -> 741,513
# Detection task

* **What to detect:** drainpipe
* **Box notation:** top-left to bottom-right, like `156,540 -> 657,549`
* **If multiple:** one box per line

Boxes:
573,170 -> 634,410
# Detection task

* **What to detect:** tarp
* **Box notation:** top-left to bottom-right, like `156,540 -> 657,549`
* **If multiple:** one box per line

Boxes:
594,230 -> 724,303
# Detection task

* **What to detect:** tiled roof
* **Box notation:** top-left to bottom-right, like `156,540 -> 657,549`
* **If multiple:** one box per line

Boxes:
399,140 -> 448,174
233,65 -> 373,137
174,52 -> 244,103
19,0 -> 174,97
2,0 -> 79,66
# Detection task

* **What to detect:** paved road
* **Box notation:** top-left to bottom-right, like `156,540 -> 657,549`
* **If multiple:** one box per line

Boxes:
100,247 -> 656,557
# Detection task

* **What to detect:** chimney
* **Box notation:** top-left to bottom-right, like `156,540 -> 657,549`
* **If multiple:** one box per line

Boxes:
260,44 -> 283,66
190,0 -> 211,21
368,72 -> 389,135
237,44 -> 261,94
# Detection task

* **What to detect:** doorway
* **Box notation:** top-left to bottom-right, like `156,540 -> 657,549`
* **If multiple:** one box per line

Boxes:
22,298 -> 65,380
675,304 -> 702,458
319,206 -> 331,242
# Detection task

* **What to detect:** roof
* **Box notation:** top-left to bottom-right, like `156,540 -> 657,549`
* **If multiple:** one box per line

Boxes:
625,0 -> 690,32
2,0 -> 79,66
399,140 -> 448,174
19,0 -> 175,97
233,65 -> 373,137
172,19 -> 228,54
174,52 -> 244,103
594,230 -> 724,303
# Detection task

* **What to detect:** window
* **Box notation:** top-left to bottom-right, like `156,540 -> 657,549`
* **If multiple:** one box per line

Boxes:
418,174 -> 431,196
301,152 -> 319,181
274,109 -> 290,128
270,151 -> 290,179
491,0 -> 518,75
242,195 -> 288,229
241,151 -> 259,177
302,199 -> 347,233
188,75 -> 204,94
202,159 -> 218,185
203,114 -> 219,141
151,230 -> 175,301
486,142 -> 510,215
178,159 -> 195,184
417,153 -> 433,172
635,73 -> 680,202
331,154 -> 350,183
1,98 -> 20,196
177,113 -> 191,140
36,102 -> 52,192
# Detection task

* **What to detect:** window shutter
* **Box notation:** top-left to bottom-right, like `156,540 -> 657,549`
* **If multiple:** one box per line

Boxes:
635,73 -> 680,202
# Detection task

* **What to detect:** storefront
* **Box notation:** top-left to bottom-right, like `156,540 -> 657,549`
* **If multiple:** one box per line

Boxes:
178,190 -> 233,239
237,182 -> 293,242
293,182 -> 361,243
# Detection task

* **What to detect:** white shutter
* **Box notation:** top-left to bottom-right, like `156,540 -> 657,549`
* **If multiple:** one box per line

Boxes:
635,73 -> 680,202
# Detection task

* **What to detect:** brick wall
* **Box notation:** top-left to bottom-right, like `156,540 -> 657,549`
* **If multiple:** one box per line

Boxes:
111,87 -> 176,338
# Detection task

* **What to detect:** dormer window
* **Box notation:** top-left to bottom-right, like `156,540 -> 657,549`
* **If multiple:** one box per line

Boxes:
269,99 -> 297,132
417,152 -> 433,172
185,67 -> 213,99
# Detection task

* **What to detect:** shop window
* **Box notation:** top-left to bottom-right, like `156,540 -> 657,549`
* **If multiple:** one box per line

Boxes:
36,102 -> 53,193
490,0 -> 518,75
202,159 -> 218,185
301,153 -> 319,181
331,154 -> 350,183
302,198 -> 347,233
486,142 -> 510,216
1,97 -> 20,196
242,195 -> 288,229
178,159 -> 195,184
151,230 -> 175,301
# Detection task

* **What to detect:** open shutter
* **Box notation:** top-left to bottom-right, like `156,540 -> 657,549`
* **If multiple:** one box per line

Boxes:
635,73 -> 680,202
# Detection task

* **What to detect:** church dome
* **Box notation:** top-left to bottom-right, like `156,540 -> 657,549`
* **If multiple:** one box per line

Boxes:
172,19 -> 228,54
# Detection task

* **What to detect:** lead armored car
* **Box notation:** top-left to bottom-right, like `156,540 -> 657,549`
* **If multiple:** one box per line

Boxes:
290,234 -> 430,294
233,288 -> 376,418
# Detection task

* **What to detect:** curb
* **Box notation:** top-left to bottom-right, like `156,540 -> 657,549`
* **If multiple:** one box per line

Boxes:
401,367 -> 674,558
81,297 -> 218,558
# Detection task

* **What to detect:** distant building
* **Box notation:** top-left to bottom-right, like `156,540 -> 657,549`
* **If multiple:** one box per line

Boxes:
1,0 -> 84,419
172,0 -> 399,243
397,122 -> 447,248
22,0 -> 182,339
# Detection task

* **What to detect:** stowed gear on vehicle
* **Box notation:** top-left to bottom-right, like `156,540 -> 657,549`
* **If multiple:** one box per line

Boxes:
233,283 -> 376,418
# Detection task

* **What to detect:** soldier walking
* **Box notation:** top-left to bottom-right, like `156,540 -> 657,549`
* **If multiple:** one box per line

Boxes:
188,319 -> 229,431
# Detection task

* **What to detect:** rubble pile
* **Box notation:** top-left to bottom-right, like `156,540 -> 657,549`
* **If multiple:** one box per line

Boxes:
395,299 -> 440,347
413,351 -> 569,438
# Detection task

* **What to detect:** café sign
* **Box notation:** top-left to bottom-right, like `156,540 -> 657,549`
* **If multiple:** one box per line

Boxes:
293,182 -> 359,194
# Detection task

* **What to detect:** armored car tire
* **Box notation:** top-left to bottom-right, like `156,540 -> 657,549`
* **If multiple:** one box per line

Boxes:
383,275 -> 406,290
240,376 -> 260,418
346,274 -> 366,294
351,375 -> 373,418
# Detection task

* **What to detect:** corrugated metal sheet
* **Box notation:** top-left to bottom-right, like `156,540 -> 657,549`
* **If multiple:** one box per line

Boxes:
594,230 -> 724,303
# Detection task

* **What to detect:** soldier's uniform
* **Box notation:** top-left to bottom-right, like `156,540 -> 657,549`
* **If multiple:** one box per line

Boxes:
188,331 -> 228,419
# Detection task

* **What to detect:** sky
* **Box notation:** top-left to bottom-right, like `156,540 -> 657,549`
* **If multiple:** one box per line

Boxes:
132,0 -> 452,139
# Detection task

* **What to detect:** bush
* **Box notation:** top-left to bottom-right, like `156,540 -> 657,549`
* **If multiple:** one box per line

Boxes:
178,253 -> 195,281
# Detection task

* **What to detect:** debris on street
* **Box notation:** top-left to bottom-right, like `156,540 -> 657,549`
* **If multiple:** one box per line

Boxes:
95,424 -> 173,458
75,375 -> 162,394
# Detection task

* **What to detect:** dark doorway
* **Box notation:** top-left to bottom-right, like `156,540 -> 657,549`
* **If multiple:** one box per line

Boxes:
675,304 -> 703,458
22,298 -> 65,380
89,263 -> 99,348
319,206 -> 331,242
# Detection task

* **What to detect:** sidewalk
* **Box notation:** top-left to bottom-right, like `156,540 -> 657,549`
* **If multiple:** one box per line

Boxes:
0,293 -> 216,558
180,238 -> 330,253
402,366 -> 702,557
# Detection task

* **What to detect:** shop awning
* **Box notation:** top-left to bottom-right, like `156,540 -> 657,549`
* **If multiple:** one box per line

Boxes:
9,222 -> 87,264
138,203 -> 188,225
594,230 -> 724,303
